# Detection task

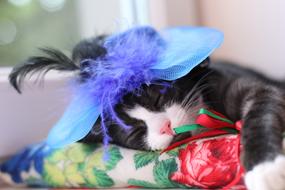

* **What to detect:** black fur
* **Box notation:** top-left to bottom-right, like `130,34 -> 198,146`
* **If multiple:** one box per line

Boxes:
201,62 -> 285,170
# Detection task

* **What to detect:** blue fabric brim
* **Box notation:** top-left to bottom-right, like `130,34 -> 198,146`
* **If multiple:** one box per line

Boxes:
151,27 -> 223,80
46,91 -> 101,148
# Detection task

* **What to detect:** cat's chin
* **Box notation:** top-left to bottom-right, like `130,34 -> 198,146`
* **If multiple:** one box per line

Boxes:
146,134 -> 173,151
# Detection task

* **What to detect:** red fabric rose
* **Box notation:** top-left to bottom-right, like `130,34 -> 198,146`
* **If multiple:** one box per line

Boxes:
171,135 -> 244,189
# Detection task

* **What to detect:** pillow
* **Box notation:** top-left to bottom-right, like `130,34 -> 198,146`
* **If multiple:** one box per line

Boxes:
0,134 -> 245,189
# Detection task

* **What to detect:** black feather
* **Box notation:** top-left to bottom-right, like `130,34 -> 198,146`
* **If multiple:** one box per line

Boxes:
71,35 -> 108,82
9,48 -> 79,93
71,35 -> 107,61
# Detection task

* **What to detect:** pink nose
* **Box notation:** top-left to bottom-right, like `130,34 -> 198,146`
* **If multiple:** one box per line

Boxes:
160,120 -> 174,136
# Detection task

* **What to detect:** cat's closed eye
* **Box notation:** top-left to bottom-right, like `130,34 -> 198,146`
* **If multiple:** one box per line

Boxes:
125,102 -> 199,150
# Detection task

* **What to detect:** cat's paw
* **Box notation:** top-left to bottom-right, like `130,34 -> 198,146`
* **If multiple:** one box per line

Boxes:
245,155 -> 285,190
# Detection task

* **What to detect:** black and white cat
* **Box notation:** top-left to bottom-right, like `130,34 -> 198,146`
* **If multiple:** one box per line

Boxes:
9,36 -> 285,190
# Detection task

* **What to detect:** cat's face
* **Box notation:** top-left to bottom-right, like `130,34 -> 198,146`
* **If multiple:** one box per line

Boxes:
109,66 -> 208,151
125,103 -> 201,150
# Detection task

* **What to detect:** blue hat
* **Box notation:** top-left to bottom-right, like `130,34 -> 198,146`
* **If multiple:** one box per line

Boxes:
46,26 -> 224,148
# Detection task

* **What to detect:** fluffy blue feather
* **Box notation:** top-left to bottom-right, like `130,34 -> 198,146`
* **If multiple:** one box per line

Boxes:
82,26 -> 164,103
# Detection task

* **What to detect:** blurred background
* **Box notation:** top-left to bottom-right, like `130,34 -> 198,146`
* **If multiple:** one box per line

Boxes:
0,0 -> 284,156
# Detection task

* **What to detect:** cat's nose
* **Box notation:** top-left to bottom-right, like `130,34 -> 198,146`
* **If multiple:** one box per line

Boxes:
159,120 -> 174,136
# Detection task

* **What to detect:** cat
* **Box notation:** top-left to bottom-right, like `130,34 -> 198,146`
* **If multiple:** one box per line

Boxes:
9,35 -> 285,190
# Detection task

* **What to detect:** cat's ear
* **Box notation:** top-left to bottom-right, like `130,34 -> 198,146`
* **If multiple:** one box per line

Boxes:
183,57 -> 211,80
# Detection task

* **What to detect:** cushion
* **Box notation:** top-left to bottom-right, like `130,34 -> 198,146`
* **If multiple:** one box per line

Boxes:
0,135 -> 245,189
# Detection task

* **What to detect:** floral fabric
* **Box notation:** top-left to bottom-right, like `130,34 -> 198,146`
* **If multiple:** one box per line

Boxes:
0,135 -> 245,189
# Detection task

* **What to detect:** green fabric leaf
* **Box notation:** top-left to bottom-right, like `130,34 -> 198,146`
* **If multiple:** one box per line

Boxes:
153,158 -> 178,187
166,149 -> 179,157
134,151 -> 159,169
92,168 -> 114,187
128,179 -> 160,188
105,146 -> 123,170
78,162 -> 85,172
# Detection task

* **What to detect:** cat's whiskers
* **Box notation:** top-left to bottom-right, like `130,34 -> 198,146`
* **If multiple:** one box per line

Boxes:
180,85 -> 212,122
182,84 -> 208,110
171,82 -> 209,127
180,70 -> 212,108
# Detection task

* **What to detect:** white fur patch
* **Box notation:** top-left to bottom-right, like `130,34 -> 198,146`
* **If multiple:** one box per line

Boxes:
242,99 -> 254,118
126,103 -> 196,150
245,155 -> 285,190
